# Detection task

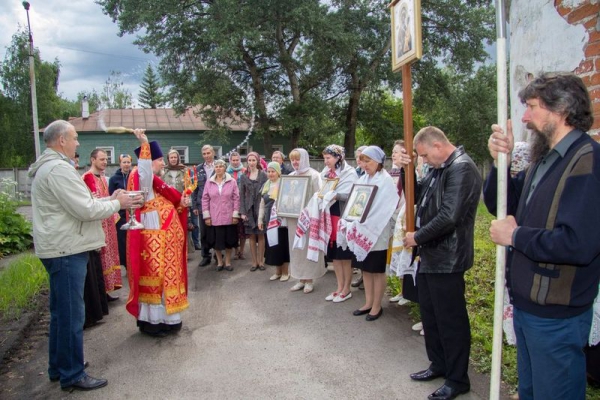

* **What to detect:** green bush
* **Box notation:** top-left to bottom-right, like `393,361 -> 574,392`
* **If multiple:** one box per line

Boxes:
0,253 -> 48,321
0,179 -> 32,258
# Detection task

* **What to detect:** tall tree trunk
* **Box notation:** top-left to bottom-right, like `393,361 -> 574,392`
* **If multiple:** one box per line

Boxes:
344,69 -> 361,153
343,40 -> 391,152
240,43 -> 272,155
276,22 -> 302,148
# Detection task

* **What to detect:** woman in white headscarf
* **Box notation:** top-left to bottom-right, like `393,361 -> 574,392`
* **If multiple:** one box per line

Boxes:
287,148 -> 323,293
338,146 -> 399,321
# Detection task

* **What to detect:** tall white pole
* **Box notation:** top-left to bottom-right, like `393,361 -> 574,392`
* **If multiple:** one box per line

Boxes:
490,1 -> 508,399
23,2 -> 41,159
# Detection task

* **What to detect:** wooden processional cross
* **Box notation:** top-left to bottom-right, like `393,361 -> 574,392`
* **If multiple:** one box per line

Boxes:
390,0 -> 423,231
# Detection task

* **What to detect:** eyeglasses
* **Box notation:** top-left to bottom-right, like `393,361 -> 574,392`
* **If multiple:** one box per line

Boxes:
120,154 -> 131,160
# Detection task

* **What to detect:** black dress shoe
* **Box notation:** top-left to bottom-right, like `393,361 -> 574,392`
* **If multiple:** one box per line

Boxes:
61,375 -> 108,391
194,245 -> 202,251
410,368 -> 444,381
365,308 -> 383,321
199,257 -> 211,267
353,308 -> 372,316
428,384 -> 469,400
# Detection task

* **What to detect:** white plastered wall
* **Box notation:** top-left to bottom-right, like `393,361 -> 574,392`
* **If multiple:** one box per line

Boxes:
509,0 -> 589,141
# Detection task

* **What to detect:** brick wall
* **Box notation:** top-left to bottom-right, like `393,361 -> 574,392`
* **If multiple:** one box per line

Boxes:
558,0 -> 600,133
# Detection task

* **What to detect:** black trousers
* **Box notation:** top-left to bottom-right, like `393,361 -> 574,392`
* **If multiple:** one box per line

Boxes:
417,272 -> 470,391
199,215 -> 212,258
116,211 -> 127,267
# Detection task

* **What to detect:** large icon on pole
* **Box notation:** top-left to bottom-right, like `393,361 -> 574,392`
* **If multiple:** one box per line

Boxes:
390,0 -> 422,71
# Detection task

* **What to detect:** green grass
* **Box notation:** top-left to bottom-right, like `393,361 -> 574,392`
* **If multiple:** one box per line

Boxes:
389,202 -> 600,398
0,253 -> 48,321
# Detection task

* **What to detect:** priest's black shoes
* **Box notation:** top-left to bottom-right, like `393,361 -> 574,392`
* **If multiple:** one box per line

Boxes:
427,384 -> 470,400
61,374 -> 108,391
410,368 -> 444,381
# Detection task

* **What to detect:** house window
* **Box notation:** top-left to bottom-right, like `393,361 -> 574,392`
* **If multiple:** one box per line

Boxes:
237,145 -> 251,156
96,146 -> 115,164
213,146 -> 223,159
171,146 -> 189,164
271,144 -> 283,156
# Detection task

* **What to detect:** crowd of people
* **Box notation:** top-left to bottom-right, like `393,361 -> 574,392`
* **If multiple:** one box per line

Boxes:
28,72 -> 600,399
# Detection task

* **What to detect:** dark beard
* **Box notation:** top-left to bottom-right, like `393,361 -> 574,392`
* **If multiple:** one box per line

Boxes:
527,122 -> 553,164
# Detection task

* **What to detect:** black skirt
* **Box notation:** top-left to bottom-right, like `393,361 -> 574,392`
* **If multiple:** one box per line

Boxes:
352,250 -> 387,274
326,202 -> 353,261
264,227 -> 290,266
207,224 -> 239,250
326,241 -> 354,261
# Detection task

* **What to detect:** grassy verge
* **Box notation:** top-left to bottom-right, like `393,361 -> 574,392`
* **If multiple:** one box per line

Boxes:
0,253 -> 48,321
388,202 -> 600,398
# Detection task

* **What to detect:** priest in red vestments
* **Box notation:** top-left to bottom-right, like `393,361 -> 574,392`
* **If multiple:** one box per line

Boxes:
82,149 -> 123,296
127,130 -> 190,336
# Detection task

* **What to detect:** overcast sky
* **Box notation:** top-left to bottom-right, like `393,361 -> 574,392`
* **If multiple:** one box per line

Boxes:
0,0 -> 157,105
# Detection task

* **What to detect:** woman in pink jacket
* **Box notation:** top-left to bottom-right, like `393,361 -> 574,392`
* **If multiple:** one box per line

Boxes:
202,159 -> 240,271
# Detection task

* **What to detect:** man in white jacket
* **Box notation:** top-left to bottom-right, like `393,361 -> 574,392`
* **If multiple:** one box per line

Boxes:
29,120 -> 140,392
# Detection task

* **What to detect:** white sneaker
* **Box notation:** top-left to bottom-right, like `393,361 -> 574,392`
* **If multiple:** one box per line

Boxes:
325,292 -> 339,301
333,292 -> 352,303
303,283 -> 314,293
397,298 -> 410,306
389,294 -> 403,302
280,274 -> 290,282
269,274 -> 282,281
290,282 -> 305,291
419,329 -> 425,336
412,322 -> 423,331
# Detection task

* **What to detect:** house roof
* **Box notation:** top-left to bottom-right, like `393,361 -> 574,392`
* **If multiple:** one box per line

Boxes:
64,108 -> 250,132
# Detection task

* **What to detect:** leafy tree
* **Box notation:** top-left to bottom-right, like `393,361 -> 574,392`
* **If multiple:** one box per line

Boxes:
100,70 -> 133,109
414,65 -> 497,164
355,89 -> 427,153
138,64 -> 164,108
0,29 -> 64,167
97,0 -> 495,153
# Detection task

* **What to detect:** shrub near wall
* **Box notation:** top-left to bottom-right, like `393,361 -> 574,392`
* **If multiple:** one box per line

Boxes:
0,179 -> 32,258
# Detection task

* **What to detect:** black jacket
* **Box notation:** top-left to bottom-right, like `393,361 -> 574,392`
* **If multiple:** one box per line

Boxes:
192,162 -> 213,212
414,146 -> 482,274
108,168 -> 130,225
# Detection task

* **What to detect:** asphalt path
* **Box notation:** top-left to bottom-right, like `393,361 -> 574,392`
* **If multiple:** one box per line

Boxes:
0,243 -> 506,399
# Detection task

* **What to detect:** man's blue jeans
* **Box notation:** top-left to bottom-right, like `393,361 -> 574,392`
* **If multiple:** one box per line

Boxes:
514,306 -> 592,400
41,252 -> 88,387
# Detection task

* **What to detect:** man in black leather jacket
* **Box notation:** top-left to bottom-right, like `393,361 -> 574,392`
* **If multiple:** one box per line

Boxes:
403,126 -> 482,400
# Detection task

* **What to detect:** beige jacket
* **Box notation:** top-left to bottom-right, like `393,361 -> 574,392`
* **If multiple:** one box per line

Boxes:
28,149 -> 121,259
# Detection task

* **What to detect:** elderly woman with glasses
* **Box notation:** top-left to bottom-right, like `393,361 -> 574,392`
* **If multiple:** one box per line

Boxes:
202,159 -> 241,271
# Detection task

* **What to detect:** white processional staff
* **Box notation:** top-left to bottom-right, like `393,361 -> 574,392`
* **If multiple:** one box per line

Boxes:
490,1 -> 509,399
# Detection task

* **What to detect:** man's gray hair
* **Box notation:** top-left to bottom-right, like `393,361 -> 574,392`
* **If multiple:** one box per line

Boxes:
201,144 -> 215,154
272,150 -> 285,160
43,120 -> 73,145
